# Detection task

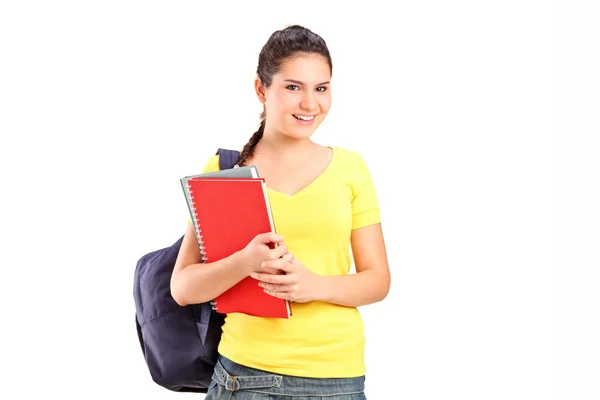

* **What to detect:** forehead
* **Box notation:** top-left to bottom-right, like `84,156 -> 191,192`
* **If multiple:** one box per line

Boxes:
275,53 -> 331,83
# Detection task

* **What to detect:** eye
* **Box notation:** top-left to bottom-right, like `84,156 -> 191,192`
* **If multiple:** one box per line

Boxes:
316,86 -> 328,92
286,85 -> 300,91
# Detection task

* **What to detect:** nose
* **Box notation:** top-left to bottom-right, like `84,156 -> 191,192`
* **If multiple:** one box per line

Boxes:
300,91 -> 317,111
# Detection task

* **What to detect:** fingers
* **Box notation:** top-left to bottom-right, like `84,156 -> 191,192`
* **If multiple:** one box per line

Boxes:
260,282 -> 288,293
281,252 -> 294,263
251,271 -> 293,285
261,257 -> 289,271
262,252 -> 294,271
262,288 -> 288,300
254,232 -> 284,245
269,243 -> 288,260
261,266 -> 284,275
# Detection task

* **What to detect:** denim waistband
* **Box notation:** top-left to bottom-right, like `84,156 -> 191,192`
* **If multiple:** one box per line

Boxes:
212,355 -> 365,396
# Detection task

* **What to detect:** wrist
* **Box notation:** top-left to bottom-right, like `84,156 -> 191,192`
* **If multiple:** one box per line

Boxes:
231,250 -> 252,277
313,274 -> 330,302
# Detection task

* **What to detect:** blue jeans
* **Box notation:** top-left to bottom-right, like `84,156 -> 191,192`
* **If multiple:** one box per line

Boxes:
204,355 -> 367,399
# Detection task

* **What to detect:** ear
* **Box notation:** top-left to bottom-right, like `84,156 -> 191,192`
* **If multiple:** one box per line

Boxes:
254,77 -> 267,103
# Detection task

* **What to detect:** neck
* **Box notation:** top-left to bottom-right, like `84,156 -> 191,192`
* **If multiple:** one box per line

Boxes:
256,128 -> 317,158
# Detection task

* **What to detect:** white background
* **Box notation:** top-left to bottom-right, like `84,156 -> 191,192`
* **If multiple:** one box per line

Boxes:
0,1 -> 597,399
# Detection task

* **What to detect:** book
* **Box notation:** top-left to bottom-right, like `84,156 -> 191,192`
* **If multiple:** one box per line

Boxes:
183,177 -> 291,319
180,165 -> 260,235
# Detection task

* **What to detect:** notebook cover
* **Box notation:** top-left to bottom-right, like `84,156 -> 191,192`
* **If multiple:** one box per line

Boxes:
180,165 -> 260,249
187,177 -> 291,318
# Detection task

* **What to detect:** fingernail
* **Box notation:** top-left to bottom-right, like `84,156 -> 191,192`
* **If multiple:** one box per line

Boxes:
251,273 -> 257,279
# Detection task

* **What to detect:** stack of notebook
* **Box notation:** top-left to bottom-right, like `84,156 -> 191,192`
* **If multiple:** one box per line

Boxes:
180,165 -> 291,319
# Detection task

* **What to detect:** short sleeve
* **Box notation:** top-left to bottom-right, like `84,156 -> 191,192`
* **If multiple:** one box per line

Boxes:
351,154 -> 381,230
201,155 -> 221,174
187,155 -> 221,224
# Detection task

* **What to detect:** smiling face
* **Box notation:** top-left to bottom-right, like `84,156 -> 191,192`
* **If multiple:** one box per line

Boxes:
256,53 -> 332,140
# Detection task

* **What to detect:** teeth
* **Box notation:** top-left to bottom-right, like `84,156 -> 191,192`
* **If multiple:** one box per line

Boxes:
294,115 -> 314,121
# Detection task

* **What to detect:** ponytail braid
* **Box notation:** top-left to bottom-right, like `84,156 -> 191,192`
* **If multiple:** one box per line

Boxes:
237,118 -> 265,167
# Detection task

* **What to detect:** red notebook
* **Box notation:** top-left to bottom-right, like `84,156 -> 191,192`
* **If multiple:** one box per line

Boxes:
186,177 -> 291,318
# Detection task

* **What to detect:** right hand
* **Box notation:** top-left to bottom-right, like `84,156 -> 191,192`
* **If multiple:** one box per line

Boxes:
237,232 -> 288,275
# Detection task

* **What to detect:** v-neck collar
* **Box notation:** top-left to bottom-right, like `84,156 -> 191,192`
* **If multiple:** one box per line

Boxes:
266,146 -> 337,199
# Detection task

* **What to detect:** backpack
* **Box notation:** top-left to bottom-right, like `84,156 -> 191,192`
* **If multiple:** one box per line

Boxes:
133,148 -> 240,393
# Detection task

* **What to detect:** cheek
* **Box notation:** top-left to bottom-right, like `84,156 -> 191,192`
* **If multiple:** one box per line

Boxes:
268,94 -> 294,116
319,96 -> 332,113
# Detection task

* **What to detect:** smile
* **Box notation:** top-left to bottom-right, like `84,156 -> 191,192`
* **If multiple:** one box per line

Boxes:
293,114 -> 315,121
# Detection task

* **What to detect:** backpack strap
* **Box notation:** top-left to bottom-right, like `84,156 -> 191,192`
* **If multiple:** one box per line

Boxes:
215,148 -> 240,170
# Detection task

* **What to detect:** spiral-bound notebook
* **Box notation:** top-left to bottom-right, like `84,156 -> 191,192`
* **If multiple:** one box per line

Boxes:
180,165 -> 260,230
182,176 -> 291,319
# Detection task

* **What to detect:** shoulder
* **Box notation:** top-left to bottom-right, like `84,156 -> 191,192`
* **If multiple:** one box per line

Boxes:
332,146 -> 371,172
329,146 -> 377,195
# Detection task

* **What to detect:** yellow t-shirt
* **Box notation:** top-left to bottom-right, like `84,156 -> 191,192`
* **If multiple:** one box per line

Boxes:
192,146 -> 381,378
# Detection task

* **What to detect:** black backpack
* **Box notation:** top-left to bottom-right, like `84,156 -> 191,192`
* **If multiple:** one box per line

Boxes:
133,148 -> 239,393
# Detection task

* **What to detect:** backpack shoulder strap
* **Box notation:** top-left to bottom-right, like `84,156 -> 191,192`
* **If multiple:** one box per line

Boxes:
215,148 -> 240,170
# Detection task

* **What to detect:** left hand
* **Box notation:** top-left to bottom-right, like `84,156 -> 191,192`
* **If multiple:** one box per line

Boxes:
250,253 -> 322,303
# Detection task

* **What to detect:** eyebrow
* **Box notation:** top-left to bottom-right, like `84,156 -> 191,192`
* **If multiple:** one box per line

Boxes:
284,79 -> 331,86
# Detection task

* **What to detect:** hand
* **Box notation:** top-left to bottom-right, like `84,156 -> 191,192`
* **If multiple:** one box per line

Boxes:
250,253 -> 322,303
237,232 -> 288,275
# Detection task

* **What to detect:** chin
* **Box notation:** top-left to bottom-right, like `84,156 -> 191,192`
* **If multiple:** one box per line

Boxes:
288,129 -> 316,140
288,124 -> 321,139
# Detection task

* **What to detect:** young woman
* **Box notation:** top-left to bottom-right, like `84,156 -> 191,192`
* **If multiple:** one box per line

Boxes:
171,25 -> 390,399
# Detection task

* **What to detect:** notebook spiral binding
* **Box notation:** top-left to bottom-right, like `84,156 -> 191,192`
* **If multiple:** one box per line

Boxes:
185,182 -> 218,311
186,182 -> 208,263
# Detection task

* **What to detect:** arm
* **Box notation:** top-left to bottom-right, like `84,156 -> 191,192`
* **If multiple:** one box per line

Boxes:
320,153 -> 390,307
253,152 -> 389,307
170,222 -> 249,306
170,222 -> 287,306
318,223 -> 390,307
253,223 -> 390,307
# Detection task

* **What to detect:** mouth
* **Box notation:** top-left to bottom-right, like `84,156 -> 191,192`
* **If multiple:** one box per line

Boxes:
293,114 -> 315,122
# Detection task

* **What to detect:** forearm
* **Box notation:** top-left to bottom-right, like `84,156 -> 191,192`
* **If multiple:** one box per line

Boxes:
171,251 -> 249,306
316,269 -> 390,308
